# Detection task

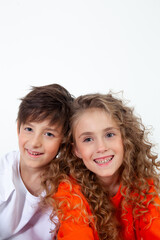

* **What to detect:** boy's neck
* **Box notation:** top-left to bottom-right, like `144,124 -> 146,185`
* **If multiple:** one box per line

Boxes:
20,163 -> 43,197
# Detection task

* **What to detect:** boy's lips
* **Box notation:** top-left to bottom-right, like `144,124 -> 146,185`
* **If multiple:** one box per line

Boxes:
27,149 -> 43,156
94,155 -> 114,164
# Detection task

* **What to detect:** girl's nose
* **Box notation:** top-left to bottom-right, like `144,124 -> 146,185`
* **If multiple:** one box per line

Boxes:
96,138 -> 108,153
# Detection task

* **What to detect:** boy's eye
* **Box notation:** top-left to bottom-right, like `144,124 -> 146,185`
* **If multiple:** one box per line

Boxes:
83,137 -> 93,142
106,132 -> 115,138
25,127 -> 32,132
45,132 -> 54,137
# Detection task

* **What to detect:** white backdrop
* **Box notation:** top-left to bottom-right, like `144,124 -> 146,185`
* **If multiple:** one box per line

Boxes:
0,0 -> 160,157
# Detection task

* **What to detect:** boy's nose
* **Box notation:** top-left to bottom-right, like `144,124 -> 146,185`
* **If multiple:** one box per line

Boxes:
30,135 -> 42,148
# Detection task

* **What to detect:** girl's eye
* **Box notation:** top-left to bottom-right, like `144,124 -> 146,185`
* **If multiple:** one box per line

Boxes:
45,132 -> 54,137
25,127 -> 32,132
106,132 -> 115,138
83,137 -> 93,142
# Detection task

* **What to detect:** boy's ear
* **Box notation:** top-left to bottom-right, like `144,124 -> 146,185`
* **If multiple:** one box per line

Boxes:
73,143 -> 82,159
17,121 -> 20,135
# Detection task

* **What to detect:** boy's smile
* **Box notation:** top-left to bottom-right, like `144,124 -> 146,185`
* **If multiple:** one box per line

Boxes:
73,108 -> 124,186
17,119 -> 62,170
26,149 -> 43,158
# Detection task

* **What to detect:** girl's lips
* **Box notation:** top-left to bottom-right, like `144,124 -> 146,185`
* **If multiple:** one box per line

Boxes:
94,155 -> 114,164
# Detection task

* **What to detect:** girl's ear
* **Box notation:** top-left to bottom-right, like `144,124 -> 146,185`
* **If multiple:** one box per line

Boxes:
73,143 -> 82,159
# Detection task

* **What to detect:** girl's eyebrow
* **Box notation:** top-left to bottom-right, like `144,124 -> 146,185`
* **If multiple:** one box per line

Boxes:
78,127 -> 119,138
103,127 -> 120,132
78,131 -> 93,138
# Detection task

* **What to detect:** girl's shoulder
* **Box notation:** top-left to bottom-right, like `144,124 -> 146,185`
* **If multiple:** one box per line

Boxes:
136,179 -> 160,239
55,179 -> 99,240
55,178 -> 85,204
54,177 -> 93,223
55,177 -> 93,213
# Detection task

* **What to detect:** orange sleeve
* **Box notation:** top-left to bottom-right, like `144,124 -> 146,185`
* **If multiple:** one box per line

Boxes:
54,182 -> 99,240
137,186 -> 160,240
57,221 -> 96,240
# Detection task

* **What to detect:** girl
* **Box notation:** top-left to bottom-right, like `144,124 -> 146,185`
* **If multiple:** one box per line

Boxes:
43,92 -> 160,240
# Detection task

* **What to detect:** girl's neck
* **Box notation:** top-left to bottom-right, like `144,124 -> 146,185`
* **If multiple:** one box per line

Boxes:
98,173 -> 121,197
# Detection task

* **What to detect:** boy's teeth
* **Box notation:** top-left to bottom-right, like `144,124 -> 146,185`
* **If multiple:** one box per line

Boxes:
28,150 -> 41,155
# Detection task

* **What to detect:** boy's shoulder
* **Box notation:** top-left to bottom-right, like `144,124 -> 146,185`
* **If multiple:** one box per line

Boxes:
0,151 -> 20,203
0,150 -> 20,170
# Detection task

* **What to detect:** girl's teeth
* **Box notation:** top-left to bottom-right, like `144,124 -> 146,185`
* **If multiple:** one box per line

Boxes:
95,157 -> 113,164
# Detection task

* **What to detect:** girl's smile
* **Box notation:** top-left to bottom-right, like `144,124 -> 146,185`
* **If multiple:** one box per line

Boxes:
94,155 -> 114,166
73,108 -> 124,186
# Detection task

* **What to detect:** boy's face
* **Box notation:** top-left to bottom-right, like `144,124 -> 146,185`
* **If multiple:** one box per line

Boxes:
17,119 -> 63,170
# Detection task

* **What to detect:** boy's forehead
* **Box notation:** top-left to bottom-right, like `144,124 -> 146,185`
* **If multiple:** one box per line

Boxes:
25,114 -> 57,124
24,118 -> 63,130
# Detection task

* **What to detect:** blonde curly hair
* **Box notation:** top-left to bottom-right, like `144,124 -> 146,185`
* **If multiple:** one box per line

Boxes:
41,92 -> 160,240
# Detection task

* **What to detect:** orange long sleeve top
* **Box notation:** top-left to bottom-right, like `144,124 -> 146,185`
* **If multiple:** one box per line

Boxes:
112,182 -> 160,239
54,180 -> 160,240
54,181 -> 99,240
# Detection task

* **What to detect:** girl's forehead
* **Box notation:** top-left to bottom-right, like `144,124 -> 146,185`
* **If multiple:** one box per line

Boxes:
73,108 -> 115,128
73,108 -> 122,139
79,107 -> 110,118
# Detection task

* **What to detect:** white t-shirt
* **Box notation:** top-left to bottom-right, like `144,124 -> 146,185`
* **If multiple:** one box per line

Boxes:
0,151 -> 57,240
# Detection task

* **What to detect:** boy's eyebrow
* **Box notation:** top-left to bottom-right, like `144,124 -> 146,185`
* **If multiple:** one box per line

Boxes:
78,127 -> 119,138
45,127 -> 60,133
24,123 -> 62,134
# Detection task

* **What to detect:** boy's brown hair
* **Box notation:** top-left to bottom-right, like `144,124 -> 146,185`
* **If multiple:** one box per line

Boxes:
17,83 -> 74,137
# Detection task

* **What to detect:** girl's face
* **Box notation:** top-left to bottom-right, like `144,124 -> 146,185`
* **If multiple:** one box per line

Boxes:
73,108 -> 124,185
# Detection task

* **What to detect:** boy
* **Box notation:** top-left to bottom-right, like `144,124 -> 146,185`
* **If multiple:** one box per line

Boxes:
0,83 -> 73,239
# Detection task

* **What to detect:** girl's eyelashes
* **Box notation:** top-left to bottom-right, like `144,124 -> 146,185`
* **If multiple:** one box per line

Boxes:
83,137 -> 93,142
106,132 -> 115,138
82,133 -> 116,142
